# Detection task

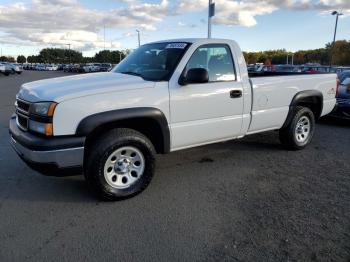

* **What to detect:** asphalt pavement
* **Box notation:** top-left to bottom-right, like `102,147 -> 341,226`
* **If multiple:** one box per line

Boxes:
0,71 -> 349,262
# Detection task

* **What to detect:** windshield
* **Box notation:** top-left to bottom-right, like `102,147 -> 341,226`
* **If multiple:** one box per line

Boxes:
114,42 -> 190,81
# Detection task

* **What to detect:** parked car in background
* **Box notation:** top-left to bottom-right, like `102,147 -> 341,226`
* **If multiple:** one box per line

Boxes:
331,71 -> 350,119
247,63 -> 264,73
10,63 -> 23,74
0,62 -> 14,74
0,64 -> 5,75
82,63 -> 93,73
82,63 -> 100,73
46,64 -> 58,71
63,64 -> 72,72
69,64 -> 80,73
93,63 -> 102,72
0,62 -> 11,76
35,64 -> 46,71
274,65 -> 301,73
23,63 -> 36,70
100,63 -> 113,72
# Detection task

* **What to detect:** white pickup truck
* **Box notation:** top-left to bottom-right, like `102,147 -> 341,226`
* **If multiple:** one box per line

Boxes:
10,38 -> 337,200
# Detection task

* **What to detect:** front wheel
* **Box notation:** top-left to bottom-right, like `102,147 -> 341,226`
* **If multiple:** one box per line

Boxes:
279,106 -> 315,150
84,128 -> 156,201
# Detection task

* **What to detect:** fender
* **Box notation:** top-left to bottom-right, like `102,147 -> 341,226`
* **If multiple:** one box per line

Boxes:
290,90 -> 323,108
76,107 -> 170,153
282,90 -> 323,128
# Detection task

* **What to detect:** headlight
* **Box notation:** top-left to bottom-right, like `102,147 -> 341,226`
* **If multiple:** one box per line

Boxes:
27,102 -> 57,136
28,120 -> 53,136
30,102 -> 57,117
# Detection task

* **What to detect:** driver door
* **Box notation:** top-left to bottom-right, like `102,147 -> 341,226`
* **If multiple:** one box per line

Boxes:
169,44 -> 244,150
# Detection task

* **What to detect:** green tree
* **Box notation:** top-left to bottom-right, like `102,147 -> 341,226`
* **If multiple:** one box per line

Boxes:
0,56 -> 15,62
94,50 -> 126,64
243,40 -> 350,66
36,48 -> 83,64
329,40 -> 350,66
17,55 -> 26,63
27,55 -> 41,63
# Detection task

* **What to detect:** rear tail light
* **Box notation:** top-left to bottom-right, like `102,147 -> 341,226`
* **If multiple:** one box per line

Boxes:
336,78 -> 340,97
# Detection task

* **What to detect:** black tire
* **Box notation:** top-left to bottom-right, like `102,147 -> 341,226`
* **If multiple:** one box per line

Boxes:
279,106 -> 315,150
84,128 -> 156,201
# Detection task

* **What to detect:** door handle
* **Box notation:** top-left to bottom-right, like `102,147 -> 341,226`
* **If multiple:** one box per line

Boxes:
230,90 -> 242,98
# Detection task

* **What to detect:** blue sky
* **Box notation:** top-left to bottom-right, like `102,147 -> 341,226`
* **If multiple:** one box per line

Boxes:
0,0 -> 349,57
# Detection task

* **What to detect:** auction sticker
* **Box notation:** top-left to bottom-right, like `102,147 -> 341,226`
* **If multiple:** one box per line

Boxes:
166,43 -> 187,49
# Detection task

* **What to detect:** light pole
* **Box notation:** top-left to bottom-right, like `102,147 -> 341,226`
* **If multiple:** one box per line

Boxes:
104,25 -> 106,50
330,11 -> 343,68
208,0 -> 215,38
136,30 -> 140,47
286,53 -> 294,65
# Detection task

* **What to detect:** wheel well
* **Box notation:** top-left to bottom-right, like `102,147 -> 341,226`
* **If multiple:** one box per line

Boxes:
282,92 -> 323,129
84,117 -> 166,155
293,96 -> 323,119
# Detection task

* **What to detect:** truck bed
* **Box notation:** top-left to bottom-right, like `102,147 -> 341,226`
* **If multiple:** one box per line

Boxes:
247,74 -> 337,134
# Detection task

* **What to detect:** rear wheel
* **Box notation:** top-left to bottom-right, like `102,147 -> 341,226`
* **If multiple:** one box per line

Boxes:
84,128 -> 156,201
279,106 -> 315,150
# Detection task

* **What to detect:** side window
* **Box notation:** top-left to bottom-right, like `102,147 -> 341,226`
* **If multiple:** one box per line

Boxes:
185,44 -> 236,82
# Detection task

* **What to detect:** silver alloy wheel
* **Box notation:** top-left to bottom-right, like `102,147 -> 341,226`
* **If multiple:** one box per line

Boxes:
103,146 -> 145,189
295,115 -> 311,143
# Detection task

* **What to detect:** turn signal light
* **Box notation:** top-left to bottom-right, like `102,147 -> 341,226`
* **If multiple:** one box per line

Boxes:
336,79 -> 340,97
47,103 -> 57,117
45,123 -> 53,136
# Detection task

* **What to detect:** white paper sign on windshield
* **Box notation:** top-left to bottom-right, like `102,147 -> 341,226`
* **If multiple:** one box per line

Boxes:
165,43 -> 188,49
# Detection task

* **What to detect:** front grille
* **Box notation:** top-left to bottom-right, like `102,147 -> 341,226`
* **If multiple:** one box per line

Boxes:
17,99 -> 30,114
17,112 -> 28,131
15,98 -> 30,131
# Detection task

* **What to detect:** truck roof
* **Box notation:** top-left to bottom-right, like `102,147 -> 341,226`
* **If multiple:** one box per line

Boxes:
149,38 -> 238,46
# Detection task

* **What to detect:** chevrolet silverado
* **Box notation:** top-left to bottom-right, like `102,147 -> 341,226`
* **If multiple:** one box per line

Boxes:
9,38 -> 337,200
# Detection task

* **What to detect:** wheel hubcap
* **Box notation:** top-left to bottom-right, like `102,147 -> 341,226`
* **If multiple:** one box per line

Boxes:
104,146 -> 145,189
295,116 -> 311,143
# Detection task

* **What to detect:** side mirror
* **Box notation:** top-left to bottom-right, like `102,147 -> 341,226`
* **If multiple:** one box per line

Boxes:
179,68 -> 209,85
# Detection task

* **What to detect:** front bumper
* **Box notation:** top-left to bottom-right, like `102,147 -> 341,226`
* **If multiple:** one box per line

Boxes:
9,116 -> 85,175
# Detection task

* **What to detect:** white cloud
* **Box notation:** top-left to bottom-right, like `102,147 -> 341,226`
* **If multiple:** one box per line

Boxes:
178,0 -> 350,27
0,0 -> 349,52
177,21 -> 197,28
0,0 -> 170,51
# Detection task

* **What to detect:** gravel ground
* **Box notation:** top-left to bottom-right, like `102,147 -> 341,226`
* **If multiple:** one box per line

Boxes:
0,71 -> 349,262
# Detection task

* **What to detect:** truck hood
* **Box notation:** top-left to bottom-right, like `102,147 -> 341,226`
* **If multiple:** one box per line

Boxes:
18,72 -> 155,102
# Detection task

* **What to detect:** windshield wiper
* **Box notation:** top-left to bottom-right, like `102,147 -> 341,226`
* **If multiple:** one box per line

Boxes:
119,71 -> 143,78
